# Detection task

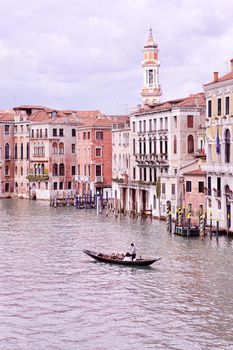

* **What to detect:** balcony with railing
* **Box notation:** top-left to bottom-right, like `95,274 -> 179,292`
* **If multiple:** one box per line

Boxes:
135,153 -> 168,167
203,163 -> 233,174
95,176 -> 103,183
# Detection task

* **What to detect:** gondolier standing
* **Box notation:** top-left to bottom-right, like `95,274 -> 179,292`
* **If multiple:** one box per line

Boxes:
131,243 -> 136,261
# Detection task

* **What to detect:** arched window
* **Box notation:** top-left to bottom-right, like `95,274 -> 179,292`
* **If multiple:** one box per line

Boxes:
38,164 -> 41,175
41,164 -> 44,175
173,136 -> 177,154
225,129 -> 231,163
59,163 -> 65,176
34,164 -> 38,175
20,143 -> 23,160
5,143 -> 10,160
52,142 -> 58,154
187,135 -> 194,154
53,163 -> 58,176
59,142 -> 64,154
14,143 -> 18,159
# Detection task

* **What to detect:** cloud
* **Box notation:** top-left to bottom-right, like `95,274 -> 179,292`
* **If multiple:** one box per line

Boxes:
0,0 -> 232,112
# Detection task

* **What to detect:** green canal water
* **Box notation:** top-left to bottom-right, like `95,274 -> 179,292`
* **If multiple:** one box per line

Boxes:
0,199 -> 233,350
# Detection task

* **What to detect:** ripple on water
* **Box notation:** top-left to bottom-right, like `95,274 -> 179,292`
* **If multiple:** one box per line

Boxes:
0,200 -> 233,349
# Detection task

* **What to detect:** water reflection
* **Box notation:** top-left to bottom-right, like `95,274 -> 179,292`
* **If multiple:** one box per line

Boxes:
0,199 -> 233,350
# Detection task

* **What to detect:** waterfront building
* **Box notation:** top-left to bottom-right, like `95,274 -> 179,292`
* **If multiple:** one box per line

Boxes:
182,168 -> 206,226
0,111 -> 15,197
112,116 -> 131,210
127,93 -> 206,218
141,29 -> 161,106
76,116 -> 116,197
203,59 -> 233,232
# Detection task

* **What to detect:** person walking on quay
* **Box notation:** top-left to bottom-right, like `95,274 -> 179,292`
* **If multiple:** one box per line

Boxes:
131,243 -> 136,261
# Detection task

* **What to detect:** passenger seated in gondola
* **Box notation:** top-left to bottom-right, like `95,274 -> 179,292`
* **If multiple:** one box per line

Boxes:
123,252 -> 131,261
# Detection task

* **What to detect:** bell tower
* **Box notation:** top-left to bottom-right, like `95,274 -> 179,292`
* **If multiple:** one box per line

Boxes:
141,29 -> 162,106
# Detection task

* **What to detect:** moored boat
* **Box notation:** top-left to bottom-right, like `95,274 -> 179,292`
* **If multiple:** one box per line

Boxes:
83,249 -> 161,266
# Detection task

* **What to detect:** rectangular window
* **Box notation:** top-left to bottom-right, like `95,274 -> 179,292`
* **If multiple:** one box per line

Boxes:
59,129 -> 64,137
87,131 -> 90,139
187,115 -> 193,128
45,129 -> 48,138
4,125 -> 10,134
139,121 -> 142,132
72,129 -> 76,137
77,165 -> 80,175
72,166 -> 76,175
40,129 -> 42,138
171,184 -> 176,195
174,116 -> 177,128
59,182 -> 63,190
133,167 -> 136,180
162,183 -> 166,194
72,144 -> 76,153
133,122 -> 135,132
144,168 -> 147,181
68,181 -> 72,189
207,176 -> 211,195
208,100 -> 212,118
54,182 -> 57,190
36,129 -> 39,138
31,129 -> 34,138
226,96 -> 230,115
96,131 -> 103,140
53,129 -> 57,137
133,139 -> 136,155
95,147 -> 102,157
186,181 -> 192,192
217,98 -> 221,116
198,181 -> 204,193
83,132 -> 86,139
96,165 -> 102,176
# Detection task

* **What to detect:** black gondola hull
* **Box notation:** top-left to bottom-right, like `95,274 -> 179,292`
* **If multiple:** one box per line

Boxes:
83,250 -> 160,266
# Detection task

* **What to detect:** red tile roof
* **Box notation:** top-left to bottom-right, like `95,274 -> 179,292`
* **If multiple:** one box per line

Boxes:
0,111 -> 14,121
183,169 -> 206,176
134,93 -> 205,114
204,71 -> 233,86
13,105 -> 54,112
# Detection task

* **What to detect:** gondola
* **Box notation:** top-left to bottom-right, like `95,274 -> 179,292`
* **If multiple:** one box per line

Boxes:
83,249 -> 161,266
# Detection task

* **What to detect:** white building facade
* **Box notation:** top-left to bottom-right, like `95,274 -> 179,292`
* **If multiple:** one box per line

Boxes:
203,59 -> 233,231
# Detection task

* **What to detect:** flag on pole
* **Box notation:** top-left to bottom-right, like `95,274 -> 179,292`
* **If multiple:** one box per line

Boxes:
216,128 -> 221,155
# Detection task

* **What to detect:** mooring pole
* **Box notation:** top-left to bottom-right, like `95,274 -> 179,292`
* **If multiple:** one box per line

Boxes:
187,210 -> 191,238
209,211 -> 212,240
216,217 -> 219,242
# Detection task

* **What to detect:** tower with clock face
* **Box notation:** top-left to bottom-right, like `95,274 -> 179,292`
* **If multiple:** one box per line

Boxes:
141,29 -> 162,106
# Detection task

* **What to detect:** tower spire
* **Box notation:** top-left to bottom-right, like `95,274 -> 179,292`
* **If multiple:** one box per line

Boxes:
141,29 -> 161,106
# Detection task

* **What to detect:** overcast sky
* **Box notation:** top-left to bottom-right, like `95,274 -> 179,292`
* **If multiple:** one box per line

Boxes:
0,0 -> 232,114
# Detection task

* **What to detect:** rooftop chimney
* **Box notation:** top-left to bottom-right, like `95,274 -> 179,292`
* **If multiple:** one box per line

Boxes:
214,72 -> 218,81
231,58 -> 233,72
